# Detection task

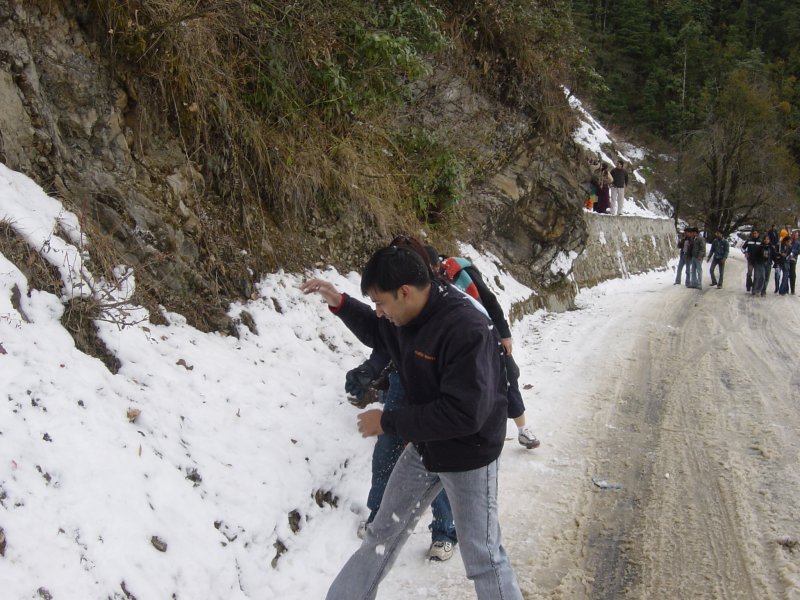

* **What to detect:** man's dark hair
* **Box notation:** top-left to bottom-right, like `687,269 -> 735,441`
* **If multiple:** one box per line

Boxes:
361,246 -> 431,295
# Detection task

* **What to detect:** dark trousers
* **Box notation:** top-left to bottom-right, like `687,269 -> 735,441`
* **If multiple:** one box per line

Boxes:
746,258 -> 754,291
709,257 -> 726,287
789,259 -> 797,294
752,263 -> 769,294
504,354 -> 525,419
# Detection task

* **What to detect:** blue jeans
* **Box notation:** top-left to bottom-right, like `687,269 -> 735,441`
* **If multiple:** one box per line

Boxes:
690,257 -> 703,288
327,445 -> 523,600
675,254 -> 689,284
778,263 -> 790,294
367,372 -> 457,545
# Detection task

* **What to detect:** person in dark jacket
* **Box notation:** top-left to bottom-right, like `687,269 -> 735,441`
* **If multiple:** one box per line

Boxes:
302,247 -> 523,600
789,231 -> 800,294
767,224 -> 780,250
610,160 -> 629,215
776,236 -> 792,294
707,230 -> 730,288
593,164 -> 612,214
674,230 -> 691,285
346,235 -> 466,562
741,229 -> 761,292
433,251 -> 539,449
751,237 -> 772,296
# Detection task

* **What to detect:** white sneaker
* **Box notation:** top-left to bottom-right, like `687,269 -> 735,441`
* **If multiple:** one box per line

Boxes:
518,426 -> 540,449
427,540 -> 454,561
356,520 -> 368,540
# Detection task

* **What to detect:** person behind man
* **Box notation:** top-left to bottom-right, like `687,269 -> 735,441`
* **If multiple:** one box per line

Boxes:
302,247 -> 524,600
674,229 -> 691,285
707,230 -> 730,289
430,248 -> 540,450
752,236 -> 772,296
742,229 -> 761,292
610,160 -> 629,216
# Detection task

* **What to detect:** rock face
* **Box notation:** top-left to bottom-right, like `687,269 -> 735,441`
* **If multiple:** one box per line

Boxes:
0,1 -> 260,331
0,1 -> 674,333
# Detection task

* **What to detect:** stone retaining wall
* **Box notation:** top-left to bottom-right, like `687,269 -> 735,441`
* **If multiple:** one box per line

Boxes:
571,213 -> 678,289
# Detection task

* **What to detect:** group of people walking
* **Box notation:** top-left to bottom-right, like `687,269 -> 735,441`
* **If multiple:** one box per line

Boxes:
742,225 -> 799,296
675,224 -> 799,295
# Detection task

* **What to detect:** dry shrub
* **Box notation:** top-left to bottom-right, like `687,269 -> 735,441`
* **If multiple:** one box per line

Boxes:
0,220 -> 63,296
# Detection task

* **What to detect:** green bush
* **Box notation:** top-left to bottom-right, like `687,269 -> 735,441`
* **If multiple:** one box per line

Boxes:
396,128 -> 465,223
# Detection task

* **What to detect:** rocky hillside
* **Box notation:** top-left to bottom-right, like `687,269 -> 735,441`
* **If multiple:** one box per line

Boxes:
0,1 -> 658,338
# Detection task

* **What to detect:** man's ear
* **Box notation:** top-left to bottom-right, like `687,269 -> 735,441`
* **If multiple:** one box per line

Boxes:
397,284 -> 411,301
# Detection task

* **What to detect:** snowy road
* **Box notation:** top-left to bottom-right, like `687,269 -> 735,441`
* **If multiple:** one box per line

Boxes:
378,252 -> 800,599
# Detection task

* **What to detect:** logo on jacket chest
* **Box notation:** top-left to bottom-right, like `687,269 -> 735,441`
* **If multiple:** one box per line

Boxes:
414,350 -> 437,361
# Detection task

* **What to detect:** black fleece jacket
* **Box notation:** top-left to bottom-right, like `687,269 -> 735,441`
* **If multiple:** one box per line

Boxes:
332,282 -> 508,472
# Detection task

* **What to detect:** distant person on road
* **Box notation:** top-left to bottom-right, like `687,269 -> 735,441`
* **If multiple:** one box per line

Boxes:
777,236 -> 792,295
788,231 -> 799,294
752,237 -> 772,296
688,228 -> 706,289
674,230 -> 692,285
707,230 -> 730,289
610,160 -> 629,216
742,229 -> 761,292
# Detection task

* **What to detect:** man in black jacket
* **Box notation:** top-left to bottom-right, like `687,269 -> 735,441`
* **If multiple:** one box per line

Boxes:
302,246 -> 523,600
741,229 -> 761,292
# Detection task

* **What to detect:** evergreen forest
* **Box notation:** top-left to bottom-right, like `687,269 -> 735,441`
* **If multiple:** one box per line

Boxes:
571,0 -> 800,233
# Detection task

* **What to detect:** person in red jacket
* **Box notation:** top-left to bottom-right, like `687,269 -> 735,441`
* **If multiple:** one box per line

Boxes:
302,246 -> 523,600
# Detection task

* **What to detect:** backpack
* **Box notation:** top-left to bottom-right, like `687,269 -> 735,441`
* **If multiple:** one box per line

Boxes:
441,257 -> 480,300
